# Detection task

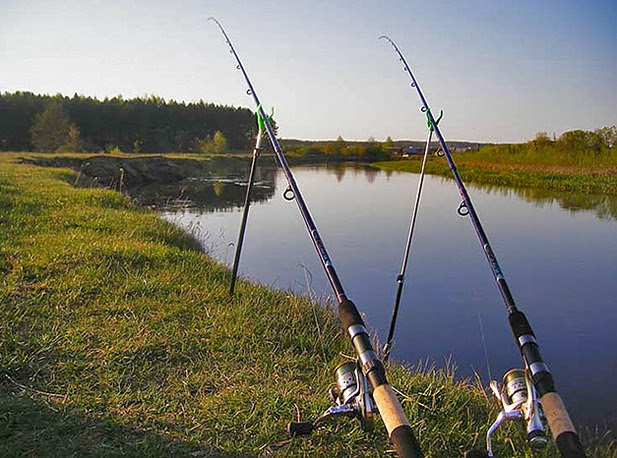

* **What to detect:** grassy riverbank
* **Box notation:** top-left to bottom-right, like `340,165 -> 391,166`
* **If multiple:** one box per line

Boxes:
1,153 -> 613,456
372,139 -> 617,196
372,158 -> 617,195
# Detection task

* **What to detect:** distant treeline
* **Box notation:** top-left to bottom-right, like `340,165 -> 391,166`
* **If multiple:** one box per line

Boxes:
283,137 -> 390,162
471,128 -> 617,168
280,137 -> 485,163
281,138 -> 483,151
0,92 -> 257,153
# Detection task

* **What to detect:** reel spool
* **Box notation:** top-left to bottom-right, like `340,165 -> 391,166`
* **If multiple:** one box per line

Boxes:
288,360 -> 377,437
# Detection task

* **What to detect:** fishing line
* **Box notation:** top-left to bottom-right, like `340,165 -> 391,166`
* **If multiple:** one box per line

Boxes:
299,262 -> 330,363
477,312 -> 492,382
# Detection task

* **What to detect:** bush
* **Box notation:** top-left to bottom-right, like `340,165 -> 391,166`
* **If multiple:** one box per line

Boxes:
30,103 -> 70,152
196,130 -> 229,154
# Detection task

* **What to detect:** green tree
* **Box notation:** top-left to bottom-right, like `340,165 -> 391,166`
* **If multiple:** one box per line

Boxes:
62,123 -> 81,152
596,126 -> 616,148
197,131 -> 229,154
384,136 -> 394,148
364,143 -> 388,161
558,130 -> 594,153
2,92 -> 256,153
332,135 -> 347,156
212,130 -> 228,153
30,103 -> 70,152
529,131 -> 552,153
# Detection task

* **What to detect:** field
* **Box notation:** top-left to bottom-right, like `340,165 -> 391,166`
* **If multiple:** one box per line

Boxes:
1,152 -> 613,456
372,157 -> 617,196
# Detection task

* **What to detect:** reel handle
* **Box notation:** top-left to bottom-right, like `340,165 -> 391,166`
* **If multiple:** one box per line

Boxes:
540,392 -> 586,457
287,421 -> 314,437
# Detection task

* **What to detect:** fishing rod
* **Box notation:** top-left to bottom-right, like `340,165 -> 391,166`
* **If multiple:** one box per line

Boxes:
380,35 -> 586,457
209,18 -> 423,458
228,113 -> 265,296
383,109 -> 442,363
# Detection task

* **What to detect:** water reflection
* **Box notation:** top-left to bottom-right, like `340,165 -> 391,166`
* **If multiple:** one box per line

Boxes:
470,181 -> 617,220
146,160 -> 617,221
131,166 -> 277,211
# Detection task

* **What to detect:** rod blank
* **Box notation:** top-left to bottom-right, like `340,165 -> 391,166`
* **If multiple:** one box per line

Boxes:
384,123 -> 434,362
229,127 -> 263,296
210,18 -> 423,458
380,34 -> 585,458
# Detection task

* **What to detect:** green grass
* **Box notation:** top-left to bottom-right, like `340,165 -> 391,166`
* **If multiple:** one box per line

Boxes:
372,150 -> 617,196
1,154 -> 614,456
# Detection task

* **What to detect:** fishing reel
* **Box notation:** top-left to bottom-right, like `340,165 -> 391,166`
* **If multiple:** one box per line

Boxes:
288,360 -> 377,437
473,368 -> 549,457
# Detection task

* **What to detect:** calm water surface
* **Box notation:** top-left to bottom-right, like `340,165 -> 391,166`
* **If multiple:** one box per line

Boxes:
160,164 -> 617,430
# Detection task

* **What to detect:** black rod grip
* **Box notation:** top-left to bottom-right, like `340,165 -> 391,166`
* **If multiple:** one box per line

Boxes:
391,425 -> 423,458
508,310 -> 534,338
338,298 -> 365,329
508,310 -> 556,395
556,431 -> 586,457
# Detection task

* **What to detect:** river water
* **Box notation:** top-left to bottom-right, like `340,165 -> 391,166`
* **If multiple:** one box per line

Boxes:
157,163 -> 617,431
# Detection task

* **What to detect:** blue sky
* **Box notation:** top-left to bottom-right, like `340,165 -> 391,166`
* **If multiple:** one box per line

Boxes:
1,0 -> 615,142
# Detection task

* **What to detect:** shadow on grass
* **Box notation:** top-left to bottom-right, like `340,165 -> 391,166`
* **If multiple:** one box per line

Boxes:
0,386 -> 223,457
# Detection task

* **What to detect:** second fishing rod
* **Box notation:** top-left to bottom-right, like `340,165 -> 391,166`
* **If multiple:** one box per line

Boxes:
210,18 -> 423,458
380,35 -> 586,458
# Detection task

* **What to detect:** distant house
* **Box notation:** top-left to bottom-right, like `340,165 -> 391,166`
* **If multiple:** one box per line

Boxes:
403,146 -> 423,155
451,146 -> 480,153
390,144 -> 481,158
390,146 -> 424,158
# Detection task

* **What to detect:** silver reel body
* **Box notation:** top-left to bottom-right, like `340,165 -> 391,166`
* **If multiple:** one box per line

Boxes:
486,368 -> 548,456
288,360 -> 377,436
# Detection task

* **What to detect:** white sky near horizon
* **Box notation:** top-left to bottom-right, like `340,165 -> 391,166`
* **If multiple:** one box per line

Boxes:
0,0 -> 615,143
